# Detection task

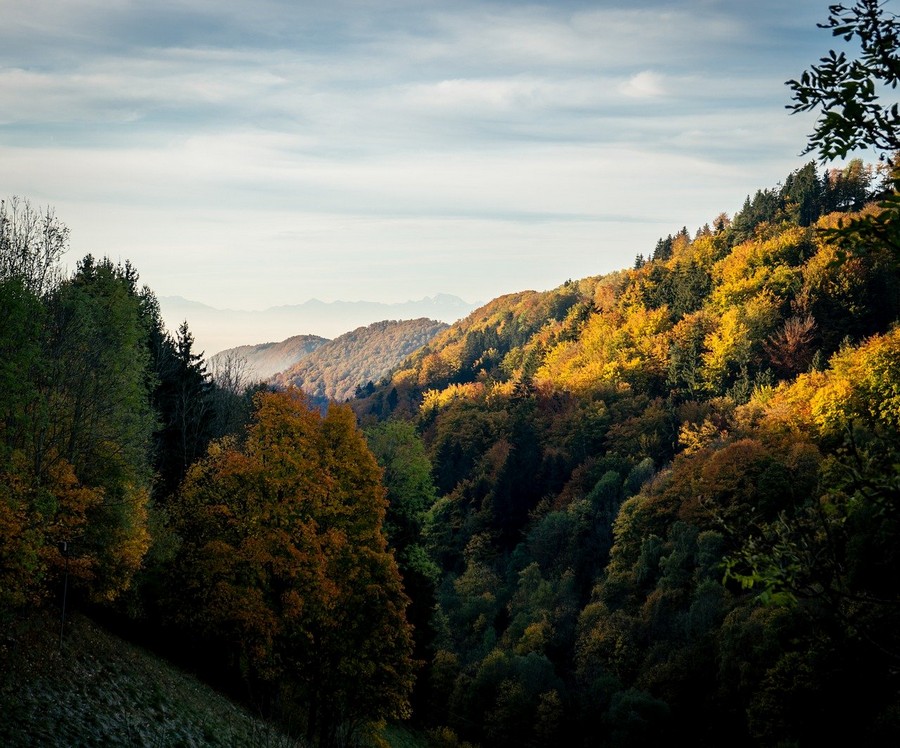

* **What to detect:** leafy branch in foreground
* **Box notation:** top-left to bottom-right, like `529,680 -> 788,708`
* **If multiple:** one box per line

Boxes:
788,1 -> 900,251
787,0 -> 900,161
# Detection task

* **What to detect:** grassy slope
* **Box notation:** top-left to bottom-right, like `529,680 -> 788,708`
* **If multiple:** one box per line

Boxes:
0,611 -> 299,747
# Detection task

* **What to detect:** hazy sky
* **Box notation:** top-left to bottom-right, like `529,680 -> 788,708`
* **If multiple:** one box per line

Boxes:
2,1 -> 840,311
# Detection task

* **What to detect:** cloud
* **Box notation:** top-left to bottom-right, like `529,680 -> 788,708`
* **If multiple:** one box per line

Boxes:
0,0 -> 834,321
620,71 -> 665,99
0,1 -> 808,143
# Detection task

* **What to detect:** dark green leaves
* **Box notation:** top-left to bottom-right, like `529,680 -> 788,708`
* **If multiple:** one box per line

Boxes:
787,0 -> 900,161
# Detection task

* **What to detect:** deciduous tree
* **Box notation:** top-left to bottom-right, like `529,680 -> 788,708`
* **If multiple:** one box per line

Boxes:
172,390 -> 415,746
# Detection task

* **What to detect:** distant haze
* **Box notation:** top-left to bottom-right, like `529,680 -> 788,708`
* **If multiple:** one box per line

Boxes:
159,293 -> 477,355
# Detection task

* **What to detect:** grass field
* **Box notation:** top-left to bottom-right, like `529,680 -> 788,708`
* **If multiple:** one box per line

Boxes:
0,610 -> 435,747
0,611 -> 300,747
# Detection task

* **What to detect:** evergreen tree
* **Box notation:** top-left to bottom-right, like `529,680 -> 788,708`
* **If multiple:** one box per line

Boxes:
151,320 -> 216,500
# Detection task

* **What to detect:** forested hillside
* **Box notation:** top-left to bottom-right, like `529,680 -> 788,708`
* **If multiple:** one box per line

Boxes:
272,318 -> 449,405
352,155 -> 900,746
0,199 -> 416,747
3,163 -> 900,748
209,333 -> 328,383
3,3 -> 900,745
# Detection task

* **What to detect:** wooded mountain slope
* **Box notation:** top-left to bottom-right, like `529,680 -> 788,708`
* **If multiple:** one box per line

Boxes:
0,200 -> 420,746
3,164 -> 900,748
272,317 -> 448,404
209,333 -> 328,382
6,5 -> 900,745
353,159 -> 900,747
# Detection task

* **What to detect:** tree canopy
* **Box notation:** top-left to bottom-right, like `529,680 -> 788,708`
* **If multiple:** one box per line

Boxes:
170,390 -> 416,746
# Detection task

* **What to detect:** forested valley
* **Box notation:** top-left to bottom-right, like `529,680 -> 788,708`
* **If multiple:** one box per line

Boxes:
3,150 -> 899,746
4,2 -> 900,745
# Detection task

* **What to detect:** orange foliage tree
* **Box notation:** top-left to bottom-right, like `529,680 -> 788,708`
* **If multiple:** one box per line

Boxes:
0,453 -> 104,615
171,389 -> 415,746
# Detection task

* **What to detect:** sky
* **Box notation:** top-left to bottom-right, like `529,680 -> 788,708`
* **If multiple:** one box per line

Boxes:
1,0 -> 844,315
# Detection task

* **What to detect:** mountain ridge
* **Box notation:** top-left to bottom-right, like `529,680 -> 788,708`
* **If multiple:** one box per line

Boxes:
159,293 -> 477,356
208,334 -> 329,383
271,317 -> 449,404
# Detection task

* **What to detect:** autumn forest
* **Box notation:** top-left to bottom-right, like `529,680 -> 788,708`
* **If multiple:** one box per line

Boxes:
3,2 -> 900,746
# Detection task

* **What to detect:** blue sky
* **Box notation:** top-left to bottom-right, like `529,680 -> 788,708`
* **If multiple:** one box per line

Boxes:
1,1 -> 842,312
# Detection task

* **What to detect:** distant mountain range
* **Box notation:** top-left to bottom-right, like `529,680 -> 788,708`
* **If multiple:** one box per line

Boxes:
271,318 -> 449,404
158,294 -> 476,356
209,318 -> 448,404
